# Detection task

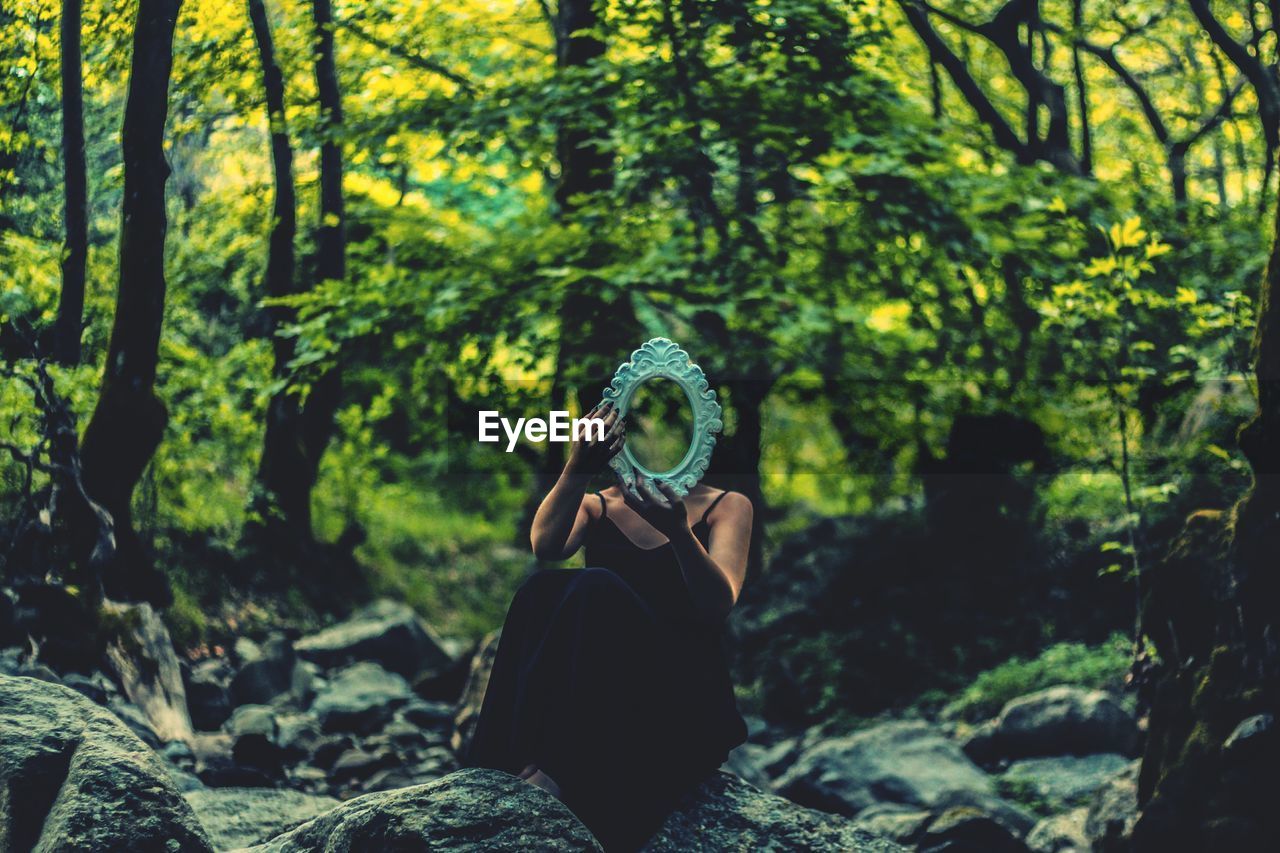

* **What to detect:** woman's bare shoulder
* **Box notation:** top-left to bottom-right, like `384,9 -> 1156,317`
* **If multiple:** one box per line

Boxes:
710,489 -> 753,522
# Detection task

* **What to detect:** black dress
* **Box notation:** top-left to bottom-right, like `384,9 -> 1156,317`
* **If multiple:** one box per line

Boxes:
466,490 -> 748,851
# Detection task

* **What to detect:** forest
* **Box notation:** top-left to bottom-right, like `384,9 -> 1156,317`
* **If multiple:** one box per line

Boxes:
1,0 -> 1277,851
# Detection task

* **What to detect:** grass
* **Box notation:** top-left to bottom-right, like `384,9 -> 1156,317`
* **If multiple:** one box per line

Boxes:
941,632 -> 1132,722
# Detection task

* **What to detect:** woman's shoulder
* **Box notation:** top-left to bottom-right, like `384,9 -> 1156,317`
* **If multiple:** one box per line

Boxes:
705,488 -> 752,522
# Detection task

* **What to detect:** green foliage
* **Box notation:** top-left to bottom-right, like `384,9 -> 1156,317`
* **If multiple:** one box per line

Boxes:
0,0 -> 1270,666
942,633 -> 1133,723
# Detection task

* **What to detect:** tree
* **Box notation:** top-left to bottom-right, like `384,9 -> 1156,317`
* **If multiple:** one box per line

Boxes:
53,0 -> 87,366
244,0 -> 301,545
522,0 -> 639,546
898,0 -> 1083,175
1188,0 -> 1280,203
77,0 -> 184,605
249,0 -> 345,550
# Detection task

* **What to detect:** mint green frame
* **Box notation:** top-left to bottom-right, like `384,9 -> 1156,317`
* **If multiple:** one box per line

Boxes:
601,337 -> 723,498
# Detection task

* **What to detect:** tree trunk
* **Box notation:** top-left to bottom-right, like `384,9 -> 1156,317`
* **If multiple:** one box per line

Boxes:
77,0 -> 183,606
520,0 -> 638,546
249,0 -> 344,550
54,0 -> 87,366
244,0 -> 307,545
1135,150 -> 1280,851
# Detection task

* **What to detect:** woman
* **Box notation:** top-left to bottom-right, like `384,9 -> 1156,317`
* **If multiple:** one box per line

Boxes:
466,399 -> 752,850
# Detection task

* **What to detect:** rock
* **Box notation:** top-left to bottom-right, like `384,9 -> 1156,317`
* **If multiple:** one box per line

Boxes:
232,633 -> 297,706
227,703 -> 278,739
991,686 -> 1137,759
998,753 -> 1130,813
1083,761 -> 1138,852
1222,712 -> 1274,758
310,662 -> 413,733
853,804 -> 933,845
0,674 -> 212,851
451,629 -> 501,756
930,788 -> 1036,838
917,807 -> 1028,852
185,787 -> 339,850
412,645 -> 475,703
107,697 -> 163,748
329,746 -> 397,782
775,721 -> 995,817
295,599 -> 452,679
275,711 -> 321,758
59,671 -> 114,705
644,771 -> 905,851
722,743 -> 772,789
1025,808 -> 1089,853
101,601 -> 195,744
186,657 -> 235,731
242,768 -> 601,851
359,750 -> 456,793
224,703 -> 287,773
959,719 -> 1000,765
311,734 -> 356,770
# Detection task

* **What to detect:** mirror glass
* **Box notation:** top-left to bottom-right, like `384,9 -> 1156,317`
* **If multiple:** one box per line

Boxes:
626,376 -> 693,474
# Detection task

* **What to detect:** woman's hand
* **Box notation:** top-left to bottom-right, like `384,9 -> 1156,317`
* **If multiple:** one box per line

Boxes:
622,477 -> 690,536
566,400 -> 625,476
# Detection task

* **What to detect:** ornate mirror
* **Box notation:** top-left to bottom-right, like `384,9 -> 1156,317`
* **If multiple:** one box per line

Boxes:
601,338 -> 722,498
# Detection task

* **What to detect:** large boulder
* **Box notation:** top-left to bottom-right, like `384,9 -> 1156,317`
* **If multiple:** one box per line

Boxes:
987,687 -> 1137,760
242,768 -> 602,851
295,599 -> 452,679
0,674 -> 212,852
310,661 -> 414,733
184,788 -> 339,850
998,753 -> 1130,813
775,722 -> 995,817
644,771 -> 905,852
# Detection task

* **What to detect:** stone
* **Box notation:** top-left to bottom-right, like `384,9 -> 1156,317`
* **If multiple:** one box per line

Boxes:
184,787 -> 339,850
1222,712 -> 1274,757
0,674 -> 211,851
917,807 -> 1028,852
992,686 -> 1137,759
329,747 -> 397,782
1083,761 -> 1138,853
722,742 -> 772,789
101,601 -> 195,744
644,771 -> 906,851
310,662 -> 414,733
295,599 -> 452,679
853,804 -> 933,845
775,721 -> 995,817
451,629 -> 501,756
231,633 -> 297,706
1025,808 -> 1089,853
242,768 -> 601,851
59,671 -> 114,705
999,753 -> 1130,813
226,703 -> 278,739
185,657 -> 235,731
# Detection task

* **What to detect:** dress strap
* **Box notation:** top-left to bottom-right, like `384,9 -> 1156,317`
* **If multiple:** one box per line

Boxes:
699,490 -> 733,524
596,491 -> 607,518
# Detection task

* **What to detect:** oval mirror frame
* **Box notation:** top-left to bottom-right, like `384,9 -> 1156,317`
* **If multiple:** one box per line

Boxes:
601,338 -> 722,498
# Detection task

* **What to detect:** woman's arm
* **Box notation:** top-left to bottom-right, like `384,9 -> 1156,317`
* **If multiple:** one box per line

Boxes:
625,480 -> 752,623
529,402 -> 624,560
